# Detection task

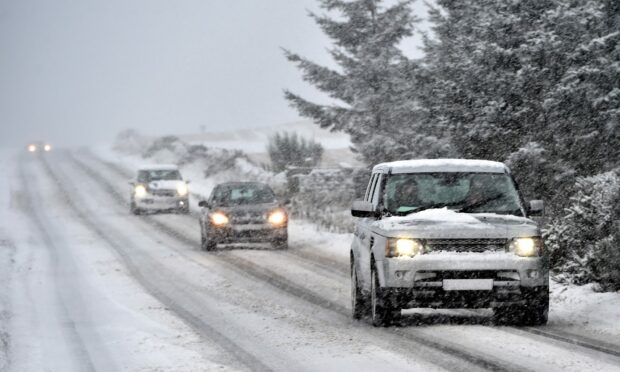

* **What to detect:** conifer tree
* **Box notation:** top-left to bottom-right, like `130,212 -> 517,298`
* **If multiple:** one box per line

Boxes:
284,0 -> 449,164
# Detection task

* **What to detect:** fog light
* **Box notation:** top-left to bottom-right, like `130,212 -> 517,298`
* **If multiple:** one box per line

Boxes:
528,270 -> 540,279
179,201 -> 185,206
395,270 -> 409,279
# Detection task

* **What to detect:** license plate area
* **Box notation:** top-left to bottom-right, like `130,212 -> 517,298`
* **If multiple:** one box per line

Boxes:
443,279 -> 493,291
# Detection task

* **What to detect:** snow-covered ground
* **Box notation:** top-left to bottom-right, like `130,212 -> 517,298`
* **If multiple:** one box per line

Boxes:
1,144 -> 620,371
0,149 -> 235,371
95,141 -> 620,347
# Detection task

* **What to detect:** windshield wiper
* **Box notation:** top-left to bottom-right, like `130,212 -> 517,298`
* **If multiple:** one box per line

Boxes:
458,194 -> 504,213
396,201 -> 461,216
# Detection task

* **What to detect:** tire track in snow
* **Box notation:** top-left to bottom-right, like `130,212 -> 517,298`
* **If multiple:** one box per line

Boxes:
35,153 -> 273,372
17,156 -> 99,372
65,151 -> 532,372
80,148 -> 620,360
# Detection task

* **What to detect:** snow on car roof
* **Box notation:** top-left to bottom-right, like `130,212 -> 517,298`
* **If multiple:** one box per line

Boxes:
372,159 -> 509,174
137,164 -> 179,171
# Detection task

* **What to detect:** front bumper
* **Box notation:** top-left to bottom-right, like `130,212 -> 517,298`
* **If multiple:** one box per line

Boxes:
208,224 -> 287,244
379,252 -> 548,308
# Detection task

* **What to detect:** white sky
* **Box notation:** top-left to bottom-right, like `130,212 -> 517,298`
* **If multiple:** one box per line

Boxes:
0,0 -> 430,147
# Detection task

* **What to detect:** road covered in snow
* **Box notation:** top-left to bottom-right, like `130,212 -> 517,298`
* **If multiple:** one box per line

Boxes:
1,147 -> 620,371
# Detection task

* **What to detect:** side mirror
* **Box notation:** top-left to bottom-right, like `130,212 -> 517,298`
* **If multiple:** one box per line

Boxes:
198,200 -> 210,208
528,200 -> 544,216
282,198 -> 291,206
351,200 -> 379,218
128,181 -> 135,186
185,180 -> 191,184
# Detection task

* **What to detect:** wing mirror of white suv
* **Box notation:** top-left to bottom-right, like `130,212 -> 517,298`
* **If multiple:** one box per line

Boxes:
198,200 -> 210,208
528,199 -> 545,216
351,200 -> 380,218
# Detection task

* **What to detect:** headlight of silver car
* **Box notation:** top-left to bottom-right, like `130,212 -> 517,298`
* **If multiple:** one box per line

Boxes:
134,184 -> 147,198
176,182 -> 189,197
386,238 -> 423,258
509,237 -> 544,257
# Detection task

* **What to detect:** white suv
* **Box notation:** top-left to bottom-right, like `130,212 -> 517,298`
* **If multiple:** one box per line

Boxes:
350,159 -> 548,326
129,165 -> 190,214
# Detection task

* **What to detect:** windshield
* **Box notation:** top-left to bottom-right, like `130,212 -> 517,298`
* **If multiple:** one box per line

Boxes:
211,183 -> 276,206
138,170 -> 182,182
383,172 -> 523,216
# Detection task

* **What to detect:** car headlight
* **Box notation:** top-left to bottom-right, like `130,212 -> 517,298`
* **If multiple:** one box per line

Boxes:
509,237 -> 543,257
176,182 -> 188,196
210,212 -> 229,226
44,144 -> 52,152
268,210 -> 287,226
386,238 -> 423,257
134,184 -> 147,198
28,144 -> 37,152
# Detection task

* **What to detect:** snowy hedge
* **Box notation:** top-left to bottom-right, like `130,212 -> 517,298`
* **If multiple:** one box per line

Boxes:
544,171 -> 620,291
291,168 -> 367,233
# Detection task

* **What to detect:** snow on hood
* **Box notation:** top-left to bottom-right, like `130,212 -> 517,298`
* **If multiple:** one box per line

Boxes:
373,208 -> 537,238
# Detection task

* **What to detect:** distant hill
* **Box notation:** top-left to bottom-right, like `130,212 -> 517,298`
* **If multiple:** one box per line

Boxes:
179,120 -> 362,168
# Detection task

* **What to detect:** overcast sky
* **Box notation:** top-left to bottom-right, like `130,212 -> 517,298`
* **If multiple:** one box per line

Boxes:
0,0 -> 429,147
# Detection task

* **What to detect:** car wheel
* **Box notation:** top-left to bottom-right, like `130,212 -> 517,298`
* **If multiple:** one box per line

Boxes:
351,259 -> 369,320
493,290 -> 549,326
130,201 -> 141,215
271,238 -> 288,250
200,225 -> 216,251
370,264 -> 399,326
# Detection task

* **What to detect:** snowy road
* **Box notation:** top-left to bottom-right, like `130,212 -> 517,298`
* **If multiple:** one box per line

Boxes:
1,149 -> 620,371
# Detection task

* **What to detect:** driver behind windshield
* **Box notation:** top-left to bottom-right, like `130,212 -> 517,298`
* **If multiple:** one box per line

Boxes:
391,182 -> 420,213
384,173 -> 523,216
212,184 -> 276,206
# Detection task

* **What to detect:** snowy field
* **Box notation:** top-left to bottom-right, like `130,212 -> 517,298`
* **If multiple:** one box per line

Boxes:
0,145 -> 620,371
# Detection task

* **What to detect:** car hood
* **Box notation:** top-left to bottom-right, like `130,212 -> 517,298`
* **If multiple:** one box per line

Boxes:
147,180 -> 183,190
371,208 -> 539,239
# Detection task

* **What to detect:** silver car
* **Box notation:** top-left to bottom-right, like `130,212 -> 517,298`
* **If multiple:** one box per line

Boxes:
129,165 -> 190,214
350,159 -> 548,326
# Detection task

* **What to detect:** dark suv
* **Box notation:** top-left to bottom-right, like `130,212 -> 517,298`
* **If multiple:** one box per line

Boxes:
198,182 -> 288,251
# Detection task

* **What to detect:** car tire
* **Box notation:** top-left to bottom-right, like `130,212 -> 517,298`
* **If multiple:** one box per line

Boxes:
200,225 -> 216,251
493,289 -> 549,326
271,238 -> 288,250
370,264 -> 399,327
130,201 -> 141,215
351,258 -> 369,320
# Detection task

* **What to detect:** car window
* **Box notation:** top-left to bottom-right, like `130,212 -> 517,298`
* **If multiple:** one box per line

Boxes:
138,170 -> 182,182
364,174 -> 377,202
370,173 -> 383,205
211,184 -> 276,206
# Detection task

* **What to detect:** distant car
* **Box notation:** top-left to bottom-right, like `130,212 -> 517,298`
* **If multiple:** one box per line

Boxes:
129,165 -> 190,215
350,159 -> 549,326
198,182 -> 288,251
27,142 -> 52,153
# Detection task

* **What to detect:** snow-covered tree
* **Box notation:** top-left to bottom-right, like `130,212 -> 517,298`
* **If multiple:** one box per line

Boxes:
267,131 -> 324,172
284,0 -> 451,164
423,0 -> 620,202
543,171 -> 620,290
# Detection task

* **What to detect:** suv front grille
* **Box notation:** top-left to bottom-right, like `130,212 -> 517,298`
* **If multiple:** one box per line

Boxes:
150,189 -> 176,197
424,238 -> 507,253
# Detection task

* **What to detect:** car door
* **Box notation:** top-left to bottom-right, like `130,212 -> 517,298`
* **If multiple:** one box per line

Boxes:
355,172 -> 382,292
